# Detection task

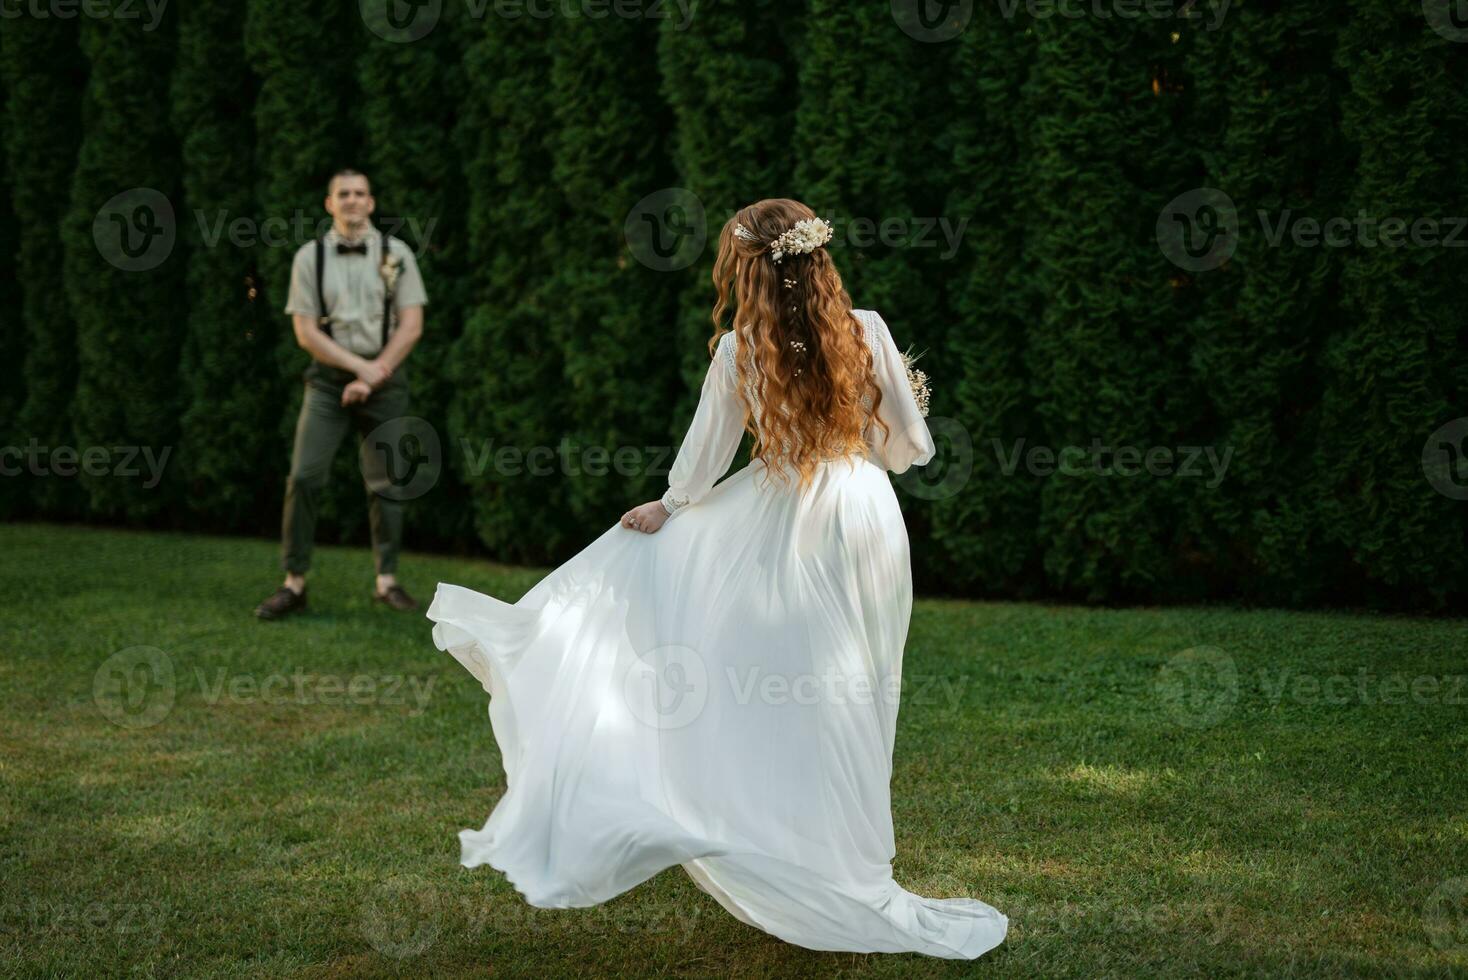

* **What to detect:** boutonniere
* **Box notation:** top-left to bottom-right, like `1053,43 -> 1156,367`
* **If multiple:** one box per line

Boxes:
901,345 -> 931,417
380,250 -> 403,295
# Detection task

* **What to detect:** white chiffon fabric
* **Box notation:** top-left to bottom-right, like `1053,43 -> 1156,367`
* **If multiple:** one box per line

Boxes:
427,309 -> 1008,959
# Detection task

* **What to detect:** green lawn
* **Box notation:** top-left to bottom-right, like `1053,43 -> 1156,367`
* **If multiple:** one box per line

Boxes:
1,523 -> 1465,978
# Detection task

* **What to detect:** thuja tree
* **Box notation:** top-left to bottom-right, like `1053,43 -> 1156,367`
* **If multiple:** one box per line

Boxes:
657,0 -> 801,436
245,0 -> 358,371
1019,14 -> 1203,601
928,5 -> 1042,597
245,0 -> 362,542
0,16 -> 85,519
793,0 -> 960,584
62,11 -> 186,519
0,75 -> 21,519
173,0 -> 276,531
450,12 -> 577,564
358,6 -> 473,548
793,0 -> 953,349
544,13 -> 681,540
1182,1 -> 1350,604
1312,2 -> 1468,607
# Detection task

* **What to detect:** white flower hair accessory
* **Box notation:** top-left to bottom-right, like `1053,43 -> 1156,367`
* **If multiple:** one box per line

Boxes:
734,218 -> 835,263
770,218 -> 833,262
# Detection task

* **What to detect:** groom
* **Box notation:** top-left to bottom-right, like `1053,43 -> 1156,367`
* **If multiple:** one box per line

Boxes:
255,169 -> 428,621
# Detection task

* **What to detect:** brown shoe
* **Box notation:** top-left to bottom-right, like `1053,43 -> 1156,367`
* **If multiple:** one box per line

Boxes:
374,584 -> 418,612
255,586 -> 307,620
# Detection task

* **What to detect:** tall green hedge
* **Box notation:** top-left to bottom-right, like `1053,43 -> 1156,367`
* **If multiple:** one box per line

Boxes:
450,13 -> 574,564
62,10 -> 185,519
244,0 -> 362,545
1020,13 -> 1202,602
0,73 -> 20,519
1315,3 -> 1468,605
929,5 -> 1041,597
545,14 -> 680,530
173,0 -> 275,532
358,6 -> 473,550
1183,1 -> 1349,604
794,0 -> 950,342
1,16 -> 85,519
2,2 -> 1463,610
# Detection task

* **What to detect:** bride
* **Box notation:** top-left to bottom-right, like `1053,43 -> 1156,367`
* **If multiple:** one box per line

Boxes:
426,198 -> 1008,959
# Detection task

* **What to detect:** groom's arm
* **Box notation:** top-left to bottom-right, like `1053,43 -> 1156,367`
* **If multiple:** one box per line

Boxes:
372,304 -> 423,376
369,244 -> 428,379
292,314 -> 372,376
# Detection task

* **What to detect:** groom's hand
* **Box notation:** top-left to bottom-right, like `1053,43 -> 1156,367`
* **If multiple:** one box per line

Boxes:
620,501 -> 669,534
341,379 -> 373,407
357,359 -> 392,389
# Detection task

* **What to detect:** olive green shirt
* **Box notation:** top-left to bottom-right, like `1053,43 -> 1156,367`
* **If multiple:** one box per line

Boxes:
285,227 -> 428,358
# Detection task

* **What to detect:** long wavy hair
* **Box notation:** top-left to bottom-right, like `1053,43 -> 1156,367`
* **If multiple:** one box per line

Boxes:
709,198 -> 887,491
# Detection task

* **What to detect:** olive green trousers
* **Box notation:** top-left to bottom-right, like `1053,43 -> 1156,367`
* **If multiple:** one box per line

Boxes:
281,372 -> 411,576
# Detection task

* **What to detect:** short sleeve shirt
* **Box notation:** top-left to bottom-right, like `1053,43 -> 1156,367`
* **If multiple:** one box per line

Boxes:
284,227 -> 428,358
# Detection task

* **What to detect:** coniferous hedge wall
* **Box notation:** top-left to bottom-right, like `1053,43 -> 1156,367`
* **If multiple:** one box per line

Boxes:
2,13 -> 86,520
63,10 -> 186,520
2,0 -> 1465,609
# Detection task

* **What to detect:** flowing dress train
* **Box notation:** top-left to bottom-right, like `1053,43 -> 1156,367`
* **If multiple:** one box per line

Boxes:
427,309 -> 1008,959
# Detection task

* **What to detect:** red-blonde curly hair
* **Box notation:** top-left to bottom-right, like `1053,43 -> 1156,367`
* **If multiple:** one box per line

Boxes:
709,198 -> 888,492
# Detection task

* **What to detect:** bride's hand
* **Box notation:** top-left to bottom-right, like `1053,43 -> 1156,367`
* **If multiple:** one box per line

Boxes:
620,500 -> 669,534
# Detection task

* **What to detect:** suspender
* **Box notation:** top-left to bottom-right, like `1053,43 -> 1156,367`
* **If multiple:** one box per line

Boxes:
381,234 -> 394,349
314,236 -> 330,337
314,230 -> 396,348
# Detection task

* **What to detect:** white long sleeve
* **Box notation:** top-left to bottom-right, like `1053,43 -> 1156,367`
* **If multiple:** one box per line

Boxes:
661,336 -> 747,515
857,309 -> 935,474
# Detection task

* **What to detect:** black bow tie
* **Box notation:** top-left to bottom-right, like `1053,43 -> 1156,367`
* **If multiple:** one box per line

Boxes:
336,241 -> 369,255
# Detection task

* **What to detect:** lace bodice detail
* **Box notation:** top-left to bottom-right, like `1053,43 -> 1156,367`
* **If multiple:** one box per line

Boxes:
661,309 -> 933,516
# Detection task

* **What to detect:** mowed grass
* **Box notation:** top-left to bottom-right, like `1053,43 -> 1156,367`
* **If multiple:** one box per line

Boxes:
0,523 -> 1465,978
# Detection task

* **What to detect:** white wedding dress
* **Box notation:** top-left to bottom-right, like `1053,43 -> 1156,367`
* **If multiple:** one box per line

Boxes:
426,309 -> 1008,959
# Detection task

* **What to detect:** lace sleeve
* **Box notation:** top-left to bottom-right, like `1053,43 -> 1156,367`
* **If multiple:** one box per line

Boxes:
858,309 -> 936,474
661,334 -> 746,515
